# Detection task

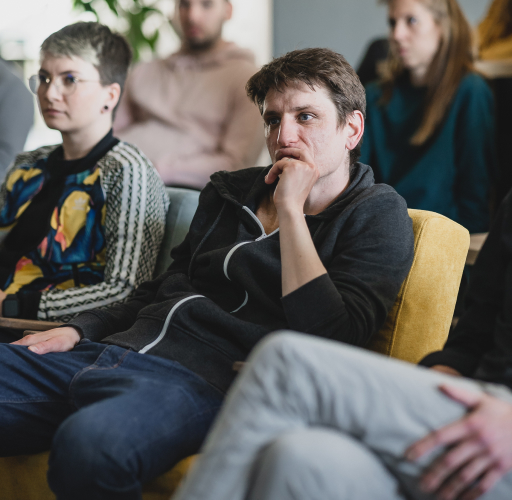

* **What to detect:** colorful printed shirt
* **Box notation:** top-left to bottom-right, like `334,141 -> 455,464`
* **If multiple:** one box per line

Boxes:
0,137 -> 169,322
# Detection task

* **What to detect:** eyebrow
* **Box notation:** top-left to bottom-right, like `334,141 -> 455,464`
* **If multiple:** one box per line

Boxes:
39,69 -> 80,76
263,104 -> 321,118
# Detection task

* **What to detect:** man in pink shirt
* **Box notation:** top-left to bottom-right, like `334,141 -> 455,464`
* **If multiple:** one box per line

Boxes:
114,0 -> 265,189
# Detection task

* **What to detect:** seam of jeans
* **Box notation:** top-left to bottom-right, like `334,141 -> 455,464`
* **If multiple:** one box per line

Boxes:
0,398 -> 69,404
68,347 -> 131,406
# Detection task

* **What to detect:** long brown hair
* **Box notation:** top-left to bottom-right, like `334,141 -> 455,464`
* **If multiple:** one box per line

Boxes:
478,0 -> 512,53
380,0 -> 474,146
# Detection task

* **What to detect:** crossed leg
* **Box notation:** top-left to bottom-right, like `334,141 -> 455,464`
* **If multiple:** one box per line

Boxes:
174,332 -> 512,500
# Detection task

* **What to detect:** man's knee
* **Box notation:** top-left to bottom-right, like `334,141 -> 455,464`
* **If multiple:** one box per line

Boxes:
48,410 -> 137,497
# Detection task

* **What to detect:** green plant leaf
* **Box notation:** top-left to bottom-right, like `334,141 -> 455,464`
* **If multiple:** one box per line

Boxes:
71,0 -> 168,62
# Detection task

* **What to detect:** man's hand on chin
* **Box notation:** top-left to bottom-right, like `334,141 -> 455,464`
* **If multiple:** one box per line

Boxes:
406,384 -> 512,500
265,147 -> 319,215
11,327 -> 82,354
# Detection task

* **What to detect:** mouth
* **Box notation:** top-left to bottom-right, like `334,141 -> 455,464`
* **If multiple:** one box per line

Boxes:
184,25 -> 203,38
275,149 -> 299,162
43,109 -> 64,116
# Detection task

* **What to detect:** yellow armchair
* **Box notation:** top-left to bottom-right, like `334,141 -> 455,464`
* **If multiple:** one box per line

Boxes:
0,209 -> 470,500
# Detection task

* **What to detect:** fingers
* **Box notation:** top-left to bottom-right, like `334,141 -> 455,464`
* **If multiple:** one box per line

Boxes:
266,147 -> 317,185
406,417 -> 475,461
265,161 -> 285,184
11,331 -> 52,346
11,327 -> 80,354
439,384 -> 484,408
460,468 -> 504,500
434,456 -> 493,500
420,441 -> 484,493
430,366 -> 462,377
275,147 -> 312,164
28,336 -> 68,355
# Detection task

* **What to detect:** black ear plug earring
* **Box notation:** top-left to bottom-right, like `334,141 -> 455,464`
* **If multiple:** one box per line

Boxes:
103,105 -> 109,110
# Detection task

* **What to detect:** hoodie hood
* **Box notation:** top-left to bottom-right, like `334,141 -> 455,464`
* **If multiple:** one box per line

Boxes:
209,163 -> 377,220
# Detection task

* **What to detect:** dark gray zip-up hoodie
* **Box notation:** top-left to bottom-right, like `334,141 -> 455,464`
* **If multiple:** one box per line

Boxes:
69,163 -> 414,393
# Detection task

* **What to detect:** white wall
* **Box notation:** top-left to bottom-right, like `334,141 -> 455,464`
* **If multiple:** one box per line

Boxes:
273,0 -> 489,68
1,0 -> 273,151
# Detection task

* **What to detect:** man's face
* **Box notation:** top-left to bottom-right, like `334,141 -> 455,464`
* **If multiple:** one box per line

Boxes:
178,0 -> 232,50
262,83 -> 352,178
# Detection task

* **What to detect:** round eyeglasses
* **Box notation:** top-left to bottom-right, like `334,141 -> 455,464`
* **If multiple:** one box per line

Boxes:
28,74 -> 100,97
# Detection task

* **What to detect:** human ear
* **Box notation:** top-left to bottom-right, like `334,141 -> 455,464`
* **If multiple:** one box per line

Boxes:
103,83 -> 121,114
345,111 -> 364,151
224,1 -> 233,21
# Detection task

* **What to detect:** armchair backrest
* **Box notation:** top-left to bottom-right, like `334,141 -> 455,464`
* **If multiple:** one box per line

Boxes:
155,192 -> 470,364
153,187 -> 201,278
368,209 -> 469,363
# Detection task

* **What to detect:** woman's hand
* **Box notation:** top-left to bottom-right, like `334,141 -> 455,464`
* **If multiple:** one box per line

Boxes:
11,327 -> 81,354
406,384 -> 512,500
266,147 -> 319,215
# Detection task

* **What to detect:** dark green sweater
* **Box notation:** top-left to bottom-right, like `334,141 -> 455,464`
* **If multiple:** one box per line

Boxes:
360,73 -> 496,233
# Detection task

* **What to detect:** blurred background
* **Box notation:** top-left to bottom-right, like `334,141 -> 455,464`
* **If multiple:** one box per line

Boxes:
0,0 -> 488,151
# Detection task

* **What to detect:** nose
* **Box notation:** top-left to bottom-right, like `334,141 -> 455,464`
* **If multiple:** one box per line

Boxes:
391,20 -> 407,43
187,3 -> 202,23
42,80 -> 62,102
276,116 -> 299,147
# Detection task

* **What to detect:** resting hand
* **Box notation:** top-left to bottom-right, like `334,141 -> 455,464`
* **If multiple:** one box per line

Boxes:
431,365 -> 462,377
11,327 -> 81,354
406,384 -> 512,500
265,148 -> 319,214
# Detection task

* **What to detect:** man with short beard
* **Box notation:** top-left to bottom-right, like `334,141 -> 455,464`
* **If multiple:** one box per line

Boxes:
114,0 -> 264,189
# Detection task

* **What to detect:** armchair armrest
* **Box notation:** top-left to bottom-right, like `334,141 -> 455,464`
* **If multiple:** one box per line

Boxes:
0,317 -> 62,332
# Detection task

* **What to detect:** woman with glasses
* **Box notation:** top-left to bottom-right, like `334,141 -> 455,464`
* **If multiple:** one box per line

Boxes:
361,0 -> 496,234
0,22 -> 168,341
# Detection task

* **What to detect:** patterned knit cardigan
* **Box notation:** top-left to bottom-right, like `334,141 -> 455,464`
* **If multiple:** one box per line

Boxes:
0,141 -> 169,322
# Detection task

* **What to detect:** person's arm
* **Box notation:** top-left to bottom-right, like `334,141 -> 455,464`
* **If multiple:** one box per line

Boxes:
17,180 -> 221,349
0,73 -> 34,178
453,75 -> 495,234
13,233 -> 194,352
155,73 -> 265,189
268,149 -> 414,348
407,384 -> 512,500
28,144 -> 169,322
280,191 -> 413,347
420,195 -> 509,375
266,150 -> 326,296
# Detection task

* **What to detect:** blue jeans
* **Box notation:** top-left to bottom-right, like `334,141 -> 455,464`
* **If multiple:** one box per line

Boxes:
0,339 -> 224,500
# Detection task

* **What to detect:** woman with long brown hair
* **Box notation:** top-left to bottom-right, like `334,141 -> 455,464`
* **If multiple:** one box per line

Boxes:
360,0 -> 496,233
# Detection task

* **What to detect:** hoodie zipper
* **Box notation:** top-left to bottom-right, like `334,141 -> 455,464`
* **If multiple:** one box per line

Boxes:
138,295 -> 204,354
224,206 -> 279,313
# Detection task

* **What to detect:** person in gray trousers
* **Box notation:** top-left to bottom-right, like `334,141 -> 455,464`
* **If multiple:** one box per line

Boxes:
174,190 -> 512,500
173,332 -> 512,500
0,58 -> 34,177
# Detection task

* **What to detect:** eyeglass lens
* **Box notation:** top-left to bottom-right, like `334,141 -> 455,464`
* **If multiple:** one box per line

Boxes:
28,74 -> 77,96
